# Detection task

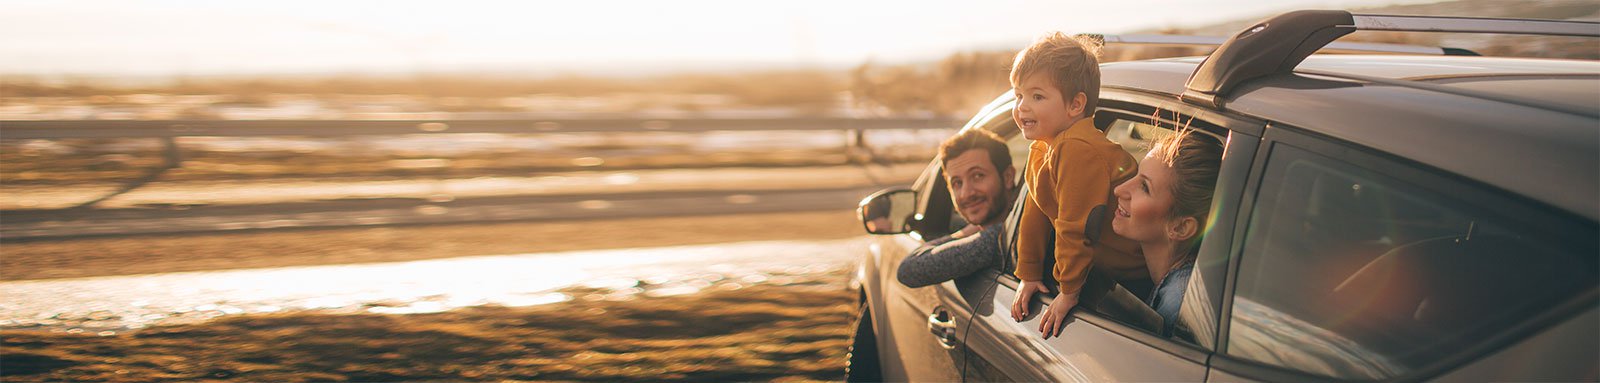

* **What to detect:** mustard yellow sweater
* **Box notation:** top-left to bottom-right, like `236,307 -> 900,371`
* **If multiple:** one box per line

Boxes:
1015,118 -> 1146,295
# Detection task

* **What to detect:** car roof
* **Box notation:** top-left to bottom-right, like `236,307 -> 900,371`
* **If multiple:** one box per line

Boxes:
1101,55 -> 1599,221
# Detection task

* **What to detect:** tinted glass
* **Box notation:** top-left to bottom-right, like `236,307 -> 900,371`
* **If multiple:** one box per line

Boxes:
1228,143 -> 1595,380
1003,126 -> 1028,186
910,156 -> 956,241
1104,118 -> 1175,159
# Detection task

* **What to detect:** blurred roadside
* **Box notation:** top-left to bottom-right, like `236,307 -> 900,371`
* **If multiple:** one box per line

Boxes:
4,1 -> 1589,122
1,165 -> 921,211
2,224 -> 866,381
0,127 -> 935,239
2,275 -> 857,382
1,0 -> 1591,267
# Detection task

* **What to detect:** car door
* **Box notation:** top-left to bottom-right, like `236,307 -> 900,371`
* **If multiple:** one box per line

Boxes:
868,159 -> 966,382
869,104 -> 1020,382
961,98 -> 1262,381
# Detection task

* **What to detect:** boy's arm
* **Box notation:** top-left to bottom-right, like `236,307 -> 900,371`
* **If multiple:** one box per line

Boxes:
1013,191 -> 1052,282
1011,184 -> 1055,322
1048,139 -> 1117,298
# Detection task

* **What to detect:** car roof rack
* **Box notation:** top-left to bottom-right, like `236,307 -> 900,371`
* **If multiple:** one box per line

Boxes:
1180,10 -> 1600,109
1082,33 -> 1473,56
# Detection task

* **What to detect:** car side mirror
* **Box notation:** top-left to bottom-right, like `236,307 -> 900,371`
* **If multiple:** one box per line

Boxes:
858,187 -> 916,235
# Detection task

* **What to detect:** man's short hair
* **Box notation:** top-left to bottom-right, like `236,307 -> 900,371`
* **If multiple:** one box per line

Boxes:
939,129 -> 1011,172
1009,32 -> 1102,115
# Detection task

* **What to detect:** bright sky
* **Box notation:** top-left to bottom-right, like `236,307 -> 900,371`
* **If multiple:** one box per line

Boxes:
2,0 -> 1433,77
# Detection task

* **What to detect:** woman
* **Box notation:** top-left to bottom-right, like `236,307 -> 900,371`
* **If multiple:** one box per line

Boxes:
1110,129 -> 1223,336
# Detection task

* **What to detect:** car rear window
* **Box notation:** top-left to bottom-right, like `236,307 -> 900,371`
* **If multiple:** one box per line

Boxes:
1226,143 -> 1596,380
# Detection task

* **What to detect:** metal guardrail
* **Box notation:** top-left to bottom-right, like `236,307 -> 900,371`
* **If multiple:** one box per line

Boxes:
0,117 -> 965,139
1,117 -> 962,210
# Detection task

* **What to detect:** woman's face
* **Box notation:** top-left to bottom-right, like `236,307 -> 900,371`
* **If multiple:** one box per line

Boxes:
1112,152 -> 1179,244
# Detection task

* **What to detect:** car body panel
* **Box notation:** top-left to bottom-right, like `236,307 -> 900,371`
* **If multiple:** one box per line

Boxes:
1429,306 -> 1599,382
964,279 -> 1209,382
1227,73 -> 1599,221
1100,59 -> 1198,97
859,235 -> 911,381
854,24 -> 1597,382
868,233 -> 968,382
859,130 -> 997,381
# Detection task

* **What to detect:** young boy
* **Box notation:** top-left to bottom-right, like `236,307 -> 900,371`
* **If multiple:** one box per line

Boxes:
1007,32 -> 1146,339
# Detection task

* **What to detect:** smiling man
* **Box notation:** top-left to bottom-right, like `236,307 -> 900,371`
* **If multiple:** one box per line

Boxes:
896,129 -> 1018,288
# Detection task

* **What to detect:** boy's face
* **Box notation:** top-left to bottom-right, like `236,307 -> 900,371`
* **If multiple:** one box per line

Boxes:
1012,73 -> 1082,141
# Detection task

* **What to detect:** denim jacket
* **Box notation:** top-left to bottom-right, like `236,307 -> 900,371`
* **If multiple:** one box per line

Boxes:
1147,261 -> 1194,336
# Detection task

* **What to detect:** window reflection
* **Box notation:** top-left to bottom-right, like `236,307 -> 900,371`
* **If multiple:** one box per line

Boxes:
1227,144 -> 1594,380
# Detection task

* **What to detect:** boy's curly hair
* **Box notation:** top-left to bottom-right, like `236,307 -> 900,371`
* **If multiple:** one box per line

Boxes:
1009,32 -> 1104,115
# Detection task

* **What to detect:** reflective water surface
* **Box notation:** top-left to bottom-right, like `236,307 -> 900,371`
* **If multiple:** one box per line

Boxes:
0,238 -> 862,334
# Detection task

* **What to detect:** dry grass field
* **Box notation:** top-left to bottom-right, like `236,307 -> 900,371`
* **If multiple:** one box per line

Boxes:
1,211 -> 867,381
1,281 -> 856,382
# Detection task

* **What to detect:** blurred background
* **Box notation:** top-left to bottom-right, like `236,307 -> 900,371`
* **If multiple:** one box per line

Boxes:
2,0 -> 1595,381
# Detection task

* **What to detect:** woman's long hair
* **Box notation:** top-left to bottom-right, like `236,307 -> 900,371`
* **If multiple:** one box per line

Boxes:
1145,129 -> 1224,260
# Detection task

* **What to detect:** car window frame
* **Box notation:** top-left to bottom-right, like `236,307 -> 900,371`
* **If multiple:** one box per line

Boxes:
1099,92 -> 1268,353
1209,122 -> 1600,382
908,94 -> 1023,241
906,158 -> 943,241
986,92 -> 1260,362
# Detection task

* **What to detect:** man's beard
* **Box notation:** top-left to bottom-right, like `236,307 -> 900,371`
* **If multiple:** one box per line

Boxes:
963,183 -> 1010,226
978,191 -> 1007,225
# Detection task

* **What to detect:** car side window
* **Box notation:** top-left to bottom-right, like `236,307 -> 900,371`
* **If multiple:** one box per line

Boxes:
908,155 -> 957,241
1103,117 -> 1175,158
1003,130 -> 1028,186
1227,143 -> 1596,380
997,111 -> 1223,343
1099,113 -> 1227,343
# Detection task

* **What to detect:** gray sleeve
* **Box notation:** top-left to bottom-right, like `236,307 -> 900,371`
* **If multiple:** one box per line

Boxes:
896,223 -> 1004,288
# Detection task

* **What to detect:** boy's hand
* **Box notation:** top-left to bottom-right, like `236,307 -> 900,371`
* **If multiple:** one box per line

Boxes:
1010,280 -> 1049,321
1039,292 -> 1079,339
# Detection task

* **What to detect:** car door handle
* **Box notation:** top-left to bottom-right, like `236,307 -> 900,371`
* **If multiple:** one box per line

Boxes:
928,308 -> 958,349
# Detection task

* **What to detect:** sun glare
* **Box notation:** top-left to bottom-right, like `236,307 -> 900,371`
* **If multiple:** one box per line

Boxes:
1,0 -> 1429,76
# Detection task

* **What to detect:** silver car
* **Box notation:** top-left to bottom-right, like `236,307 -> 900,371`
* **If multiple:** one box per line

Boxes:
847,10 -> 1598,382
